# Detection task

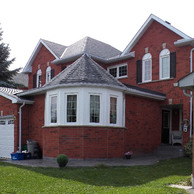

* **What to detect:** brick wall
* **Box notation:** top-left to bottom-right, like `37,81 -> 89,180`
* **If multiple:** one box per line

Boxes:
28,45 -> 62,89
43,126 -> 125,159
124,94 -> 162,154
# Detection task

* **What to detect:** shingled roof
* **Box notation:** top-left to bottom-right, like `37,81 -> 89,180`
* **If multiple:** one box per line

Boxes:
41,39 -> 66,58
23,39 -> 67,73
44,54 -> 126,90
53,37 -> 122,64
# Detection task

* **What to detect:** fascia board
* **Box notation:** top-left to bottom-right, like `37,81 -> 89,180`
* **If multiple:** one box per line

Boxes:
174,38 -> 194,47
122,14 -> 191,56
0,91 -> 32,104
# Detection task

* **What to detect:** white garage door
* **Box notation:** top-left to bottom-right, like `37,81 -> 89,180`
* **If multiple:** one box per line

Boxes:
0,118 -> 14,158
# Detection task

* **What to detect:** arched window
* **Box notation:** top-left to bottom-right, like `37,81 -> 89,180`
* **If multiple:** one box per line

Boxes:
159,49 -> 170,80
46,66 -> 51,83
37,69 -> 42,88
142,53 -> 152,82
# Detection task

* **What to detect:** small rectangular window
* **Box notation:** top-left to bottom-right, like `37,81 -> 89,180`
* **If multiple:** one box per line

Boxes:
8,120 -> 14,124
90,95 -> 100,123
51,96 -> 57,123
108,63 -> 127,78
110,97 -> 117,124
119,65 -> 127,77
109,68 -> 117,77
67,95 -> 77,122
0,120 -> 6,125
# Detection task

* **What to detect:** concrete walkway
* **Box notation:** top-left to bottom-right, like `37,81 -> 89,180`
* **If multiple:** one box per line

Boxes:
1,152 -> 185,168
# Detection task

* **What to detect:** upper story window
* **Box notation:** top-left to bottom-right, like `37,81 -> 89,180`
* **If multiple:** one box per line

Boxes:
90,95 -> 100,123
46,66 -> 51,83
37,69 -> 42,88
159,49 -> 170,80
142,53 -> 152,82
108,63 -> 127,79
110,97 -> 117,124
67,95 -> 77,122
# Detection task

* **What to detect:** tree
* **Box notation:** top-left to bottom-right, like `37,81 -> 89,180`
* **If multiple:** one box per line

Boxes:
0,25 -> 21,88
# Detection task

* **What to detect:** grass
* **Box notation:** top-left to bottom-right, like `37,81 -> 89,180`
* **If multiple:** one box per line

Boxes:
0,157 -> 192,193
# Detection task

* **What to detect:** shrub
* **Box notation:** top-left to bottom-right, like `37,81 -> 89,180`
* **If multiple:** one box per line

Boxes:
184,138 -> 192,158
56,154 -> 69,168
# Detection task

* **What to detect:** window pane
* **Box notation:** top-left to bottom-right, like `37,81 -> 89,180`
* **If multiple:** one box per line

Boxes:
110,97 -> 117,124
46,71 -> 51,83
37,75 -> 41,88
144,60 -> 151,81
90,95 -> 100,123
67,95 -> 77,122
162,57 -> 169,78
119,65 -> 127,77
109,68 -> 117,77
51,96 -> 57,123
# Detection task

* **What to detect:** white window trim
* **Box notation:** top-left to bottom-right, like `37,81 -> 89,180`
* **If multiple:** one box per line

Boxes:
108,63 -> 128,79
45,87 -> 124,127
64,92 -> 78,124
159,49 -> 170,80
109,95 -> 118,125
142,53 -> 152,83
89,93 -> 102,125
49,94 -> 58,125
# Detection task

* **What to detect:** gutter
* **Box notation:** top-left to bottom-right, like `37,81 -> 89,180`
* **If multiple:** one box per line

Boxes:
52,52 -> 135,65
125,88 -> 166,101
18,102 -> 25,153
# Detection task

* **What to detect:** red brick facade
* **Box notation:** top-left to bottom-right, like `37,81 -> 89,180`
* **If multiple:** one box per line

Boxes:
1,17 -> 193,159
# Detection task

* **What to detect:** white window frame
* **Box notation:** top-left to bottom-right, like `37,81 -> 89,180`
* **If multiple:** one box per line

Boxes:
142,53 -> 152,82
108,63 -> 128,79
90,94 -> 100,123
159,49 -> 170,80
45,87 -> 124,127
66,94 -> 77,123
110,96 -> 117,124
37,69 -> 42,88
49,95 -> 58,124
46,66 -> 51,83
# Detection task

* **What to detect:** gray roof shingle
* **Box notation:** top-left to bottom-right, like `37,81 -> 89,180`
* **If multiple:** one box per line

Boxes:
42,39 -> 67,58
44,54 -> 126,90
60,36 -> 121,60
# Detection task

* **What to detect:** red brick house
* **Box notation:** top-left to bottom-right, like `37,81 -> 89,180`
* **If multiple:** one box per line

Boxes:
0,14 -> 193,159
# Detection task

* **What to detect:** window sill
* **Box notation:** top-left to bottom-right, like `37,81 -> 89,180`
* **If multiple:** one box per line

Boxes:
139,77 -> 174,85
43,124 -> 126,129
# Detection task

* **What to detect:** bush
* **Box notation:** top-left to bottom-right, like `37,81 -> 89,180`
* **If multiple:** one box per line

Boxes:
56,154 -> 69,168
184,138 -> 192,158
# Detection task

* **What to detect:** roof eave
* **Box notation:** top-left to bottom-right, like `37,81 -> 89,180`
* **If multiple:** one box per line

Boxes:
125,88 -> 166,101
122,14 -> 191,56
23,39 -> 59,73
174,38 -> 194,47
18,83 -> 126,96
53,51 -> 135,65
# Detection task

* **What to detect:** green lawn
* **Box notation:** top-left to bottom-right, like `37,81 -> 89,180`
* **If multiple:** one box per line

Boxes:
0,157 -> 192,194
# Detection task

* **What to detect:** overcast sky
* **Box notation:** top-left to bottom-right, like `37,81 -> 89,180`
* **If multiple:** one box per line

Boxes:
0,0 -> 194,70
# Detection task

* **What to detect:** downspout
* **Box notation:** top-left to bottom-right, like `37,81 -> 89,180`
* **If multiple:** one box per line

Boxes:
18,102 -> 26,153
190,48 -> 194,138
